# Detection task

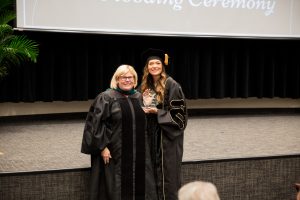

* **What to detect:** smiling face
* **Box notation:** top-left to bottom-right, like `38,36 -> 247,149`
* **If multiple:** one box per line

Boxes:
117,71 -> 135,91
147,59 -> 163,78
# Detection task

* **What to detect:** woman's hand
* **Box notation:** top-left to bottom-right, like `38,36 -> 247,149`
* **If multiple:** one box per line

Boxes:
142,106 -> 158,114
101,147 -> 112,164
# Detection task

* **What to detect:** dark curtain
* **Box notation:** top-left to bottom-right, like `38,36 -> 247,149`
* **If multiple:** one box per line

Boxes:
0,31 -> 299,102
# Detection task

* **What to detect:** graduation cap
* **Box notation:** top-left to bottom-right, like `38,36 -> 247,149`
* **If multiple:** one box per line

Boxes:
141,48 -> 169,66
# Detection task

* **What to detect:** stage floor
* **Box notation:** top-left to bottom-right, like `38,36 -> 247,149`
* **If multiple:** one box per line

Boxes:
0,114 -> 300,173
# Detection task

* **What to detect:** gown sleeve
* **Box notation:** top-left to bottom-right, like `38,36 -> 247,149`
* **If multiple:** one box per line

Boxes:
157,77 -> 188,140
81,92 -> 113,155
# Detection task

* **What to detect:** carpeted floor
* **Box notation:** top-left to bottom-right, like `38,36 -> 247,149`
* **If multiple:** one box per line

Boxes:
0,114 -> 300,173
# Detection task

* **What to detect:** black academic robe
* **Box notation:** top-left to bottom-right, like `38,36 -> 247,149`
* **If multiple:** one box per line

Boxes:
81,89 -> 158,200
146,77 -> 188,200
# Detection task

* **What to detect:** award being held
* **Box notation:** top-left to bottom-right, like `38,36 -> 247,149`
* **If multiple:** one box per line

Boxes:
142,89 -> 157,108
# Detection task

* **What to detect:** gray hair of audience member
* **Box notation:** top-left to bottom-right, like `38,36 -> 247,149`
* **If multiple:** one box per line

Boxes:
178,181 -> 220,200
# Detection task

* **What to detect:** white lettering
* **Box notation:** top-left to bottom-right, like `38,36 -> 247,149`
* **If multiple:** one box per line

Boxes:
144,0 -> 155,4
100,0 -> 276,15
229,0 -> 246,9
247,0 -> 256,9
173,0 -> 183,11
264,1 -> 276,16
203,0 -> 213,7
188,0 -> 277,16
188,0 -> 203,7
221,0 -> 231,8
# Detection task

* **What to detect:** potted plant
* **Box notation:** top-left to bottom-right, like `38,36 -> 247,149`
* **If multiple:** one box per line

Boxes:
0,0 -> 39,79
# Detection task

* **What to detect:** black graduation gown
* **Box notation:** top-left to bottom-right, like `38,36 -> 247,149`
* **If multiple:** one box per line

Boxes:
81,89 -> 158,200
146,77 -> 188,200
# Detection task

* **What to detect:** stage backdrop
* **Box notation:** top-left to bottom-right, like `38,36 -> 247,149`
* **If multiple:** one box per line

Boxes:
0,32 -> 300,102
16,0 -> 300,39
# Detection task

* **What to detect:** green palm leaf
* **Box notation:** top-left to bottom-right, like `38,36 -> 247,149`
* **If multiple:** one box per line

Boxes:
0,24 -> 14,43
0,0 -> 15,24
9,35 -> 39,62
0,10 -> 15,24
0,0 -> 39,79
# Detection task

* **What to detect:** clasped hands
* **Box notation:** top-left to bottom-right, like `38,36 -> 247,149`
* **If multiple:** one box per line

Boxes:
142,106 -> 158,114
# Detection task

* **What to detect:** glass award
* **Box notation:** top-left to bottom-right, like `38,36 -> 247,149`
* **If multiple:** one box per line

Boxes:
143,89 -> 157,108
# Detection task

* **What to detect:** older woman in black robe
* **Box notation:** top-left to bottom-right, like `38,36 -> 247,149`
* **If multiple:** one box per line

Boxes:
81,64 -> 158,200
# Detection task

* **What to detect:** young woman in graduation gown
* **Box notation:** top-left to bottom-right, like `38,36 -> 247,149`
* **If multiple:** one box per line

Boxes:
140,49 -> 188,200
81,64 -> 158,200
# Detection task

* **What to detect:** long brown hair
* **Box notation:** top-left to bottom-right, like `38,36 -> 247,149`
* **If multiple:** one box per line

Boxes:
141,63 -> 167,104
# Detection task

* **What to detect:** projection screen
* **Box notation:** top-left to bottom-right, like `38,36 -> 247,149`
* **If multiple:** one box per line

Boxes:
16,0 -> 300,38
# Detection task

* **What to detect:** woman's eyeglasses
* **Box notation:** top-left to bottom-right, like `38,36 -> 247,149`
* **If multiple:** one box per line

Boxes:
120,76 -> 134,81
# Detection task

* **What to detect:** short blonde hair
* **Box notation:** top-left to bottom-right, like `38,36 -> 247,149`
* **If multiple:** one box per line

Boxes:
110,64 -> 138,89
178,181 -> 220,200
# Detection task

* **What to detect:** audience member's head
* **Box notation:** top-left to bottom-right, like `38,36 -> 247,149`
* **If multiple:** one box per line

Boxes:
178,181 -> 220,200
295,183 -> 300,200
